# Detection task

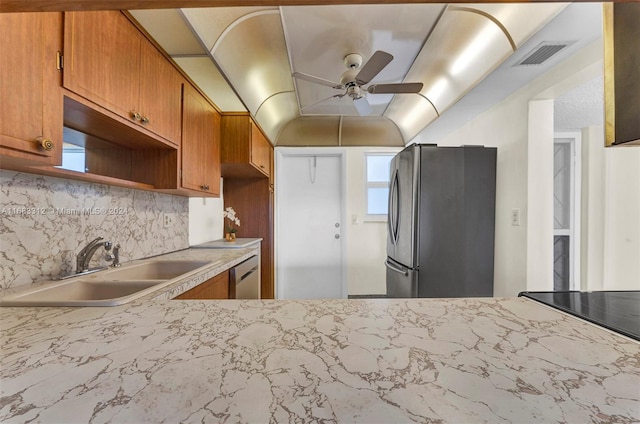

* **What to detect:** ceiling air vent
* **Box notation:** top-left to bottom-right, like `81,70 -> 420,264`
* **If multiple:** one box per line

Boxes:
516,42 -> 572,66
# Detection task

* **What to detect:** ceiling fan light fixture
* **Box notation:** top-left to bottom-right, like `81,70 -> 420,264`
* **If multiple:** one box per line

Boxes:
293,50 -> 422,116
343,53 -> 363,69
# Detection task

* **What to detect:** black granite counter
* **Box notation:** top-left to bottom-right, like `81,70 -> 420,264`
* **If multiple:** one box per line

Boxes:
519,290 -> 640,341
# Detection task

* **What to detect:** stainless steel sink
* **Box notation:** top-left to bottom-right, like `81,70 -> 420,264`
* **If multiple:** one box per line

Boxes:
0,280 -> 165,307
0,260 -> 216,307
103,260 -> 212,280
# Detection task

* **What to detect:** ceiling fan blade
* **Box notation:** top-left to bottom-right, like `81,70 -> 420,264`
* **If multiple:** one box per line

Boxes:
355,50 -> 393,86
301,93 -> 346,112
367,82 -> 424,94
353,96 -> 372,116
292,72 -> 343,89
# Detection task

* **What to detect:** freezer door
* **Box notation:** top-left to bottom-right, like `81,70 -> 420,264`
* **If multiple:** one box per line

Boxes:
416,146 -> 496,297
386,145 -> 420,268
385,258 -> 418,297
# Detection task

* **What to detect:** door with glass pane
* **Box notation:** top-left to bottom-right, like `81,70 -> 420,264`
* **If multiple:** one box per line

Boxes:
554,134 -> 581,290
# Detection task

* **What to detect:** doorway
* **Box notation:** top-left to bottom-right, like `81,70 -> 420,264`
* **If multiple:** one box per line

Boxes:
275,148 -> 346,299
553,132 -> 581,290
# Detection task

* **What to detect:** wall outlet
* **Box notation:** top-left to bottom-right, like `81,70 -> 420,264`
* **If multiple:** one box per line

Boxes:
163,213 -> 173,228
511,208 -> 521,226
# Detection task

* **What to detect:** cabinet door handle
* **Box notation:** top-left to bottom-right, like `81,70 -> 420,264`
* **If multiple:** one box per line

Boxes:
35,137 -> 54,151
130,111 -> 141,121
141,115 -> 150,124
200,184 -> 210,191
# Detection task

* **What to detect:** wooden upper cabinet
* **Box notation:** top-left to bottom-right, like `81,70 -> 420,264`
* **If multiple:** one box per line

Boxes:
604,3 -> 640,146
250,121 -> 271,175
221,113 -> 273,179
63,11 -> 182,145
0,12 -> 63,166
137,36 -> 183,145
181,83 -> 221,196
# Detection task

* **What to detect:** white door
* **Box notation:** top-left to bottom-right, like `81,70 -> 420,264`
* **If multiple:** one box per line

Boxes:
276,150 -> 345,299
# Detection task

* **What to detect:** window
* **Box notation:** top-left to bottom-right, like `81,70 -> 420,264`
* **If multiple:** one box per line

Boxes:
365,153 -> 395,221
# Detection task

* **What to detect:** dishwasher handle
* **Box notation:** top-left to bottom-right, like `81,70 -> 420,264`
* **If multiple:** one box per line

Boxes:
238,265 -> 258,282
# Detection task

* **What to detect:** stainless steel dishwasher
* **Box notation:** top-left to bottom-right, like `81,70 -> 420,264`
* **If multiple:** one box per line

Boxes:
230,255 -> 260,299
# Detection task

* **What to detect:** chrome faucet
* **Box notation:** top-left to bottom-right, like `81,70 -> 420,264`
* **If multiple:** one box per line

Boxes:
107,244 -> 122,268
76,237 -> 112,273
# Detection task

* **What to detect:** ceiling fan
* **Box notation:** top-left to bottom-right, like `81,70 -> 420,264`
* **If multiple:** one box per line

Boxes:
292,50 -> 424,116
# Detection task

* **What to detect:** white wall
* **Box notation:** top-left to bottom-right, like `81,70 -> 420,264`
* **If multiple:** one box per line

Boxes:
526,100 -> 555,291
580,126 -> 606,290
188,177 -> 225,246
414,39 -> 639,295
581,126 -> 640,291
345,147 -> 401,295
602,147 -> 640,289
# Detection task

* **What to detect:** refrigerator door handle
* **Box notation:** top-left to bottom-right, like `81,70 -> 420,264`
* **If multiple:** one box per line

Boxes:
388,169 -> 400,245
385,259 -> 408,276
387,169 -> 395,243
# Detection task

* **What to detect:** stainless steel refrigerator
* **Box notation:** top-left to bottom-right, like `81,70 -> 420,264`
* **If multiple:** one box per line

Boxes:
386,144 -> 497,298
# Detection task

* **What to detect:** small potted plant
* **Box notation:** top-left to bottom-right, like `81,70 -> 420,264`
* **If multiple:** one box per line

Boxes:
223,206 -> 241,241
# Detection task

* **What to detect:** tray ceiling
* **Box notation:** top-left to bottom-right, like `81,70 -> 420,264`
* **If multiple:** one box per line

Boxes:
130,3 -> 602,146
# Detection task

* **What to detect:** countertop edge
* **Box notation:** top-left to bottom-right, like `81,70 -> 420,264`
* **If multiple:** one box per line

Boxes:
146,246 -> 260,301
520,296 -> 640,344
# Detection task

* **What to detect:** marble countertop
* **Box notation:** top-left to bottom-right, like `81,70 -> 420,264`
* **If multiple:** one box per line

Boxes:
1,285 -> 638,423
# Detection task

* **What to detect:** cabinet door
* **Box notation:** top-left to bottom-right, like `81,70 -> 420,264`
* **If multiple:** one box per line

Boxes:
181,83 -> 221,196
138,41 -> 183,145
207,111 -> 222,196
250,121 -> 271,176
64,11 -> 141,124
174,271 -> 229,299
0,13 -> 62,165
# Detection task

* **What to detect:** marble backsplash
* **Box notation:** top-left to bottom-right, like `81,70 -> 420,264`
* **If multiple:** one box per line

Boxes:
0,170 -> 189,289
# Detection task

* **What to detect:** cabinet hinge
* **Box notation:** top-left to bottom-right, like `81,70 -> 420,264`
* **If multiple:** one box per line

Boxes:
56,51 -> 63,71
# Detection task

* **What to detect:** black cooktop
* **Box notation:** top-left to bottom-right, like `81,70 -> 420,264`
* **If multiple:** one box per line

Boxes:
519,291 -> 640,341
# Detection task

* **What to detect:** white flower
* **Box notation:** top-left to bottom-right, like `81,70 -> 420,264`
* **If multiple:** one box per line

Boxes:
223,207 -> 241,227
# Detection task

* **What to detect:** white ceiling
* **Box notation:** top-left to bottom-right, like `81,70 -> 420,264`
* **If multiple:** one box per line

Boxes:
554,77 -> 604,131
129,2 -> 603,146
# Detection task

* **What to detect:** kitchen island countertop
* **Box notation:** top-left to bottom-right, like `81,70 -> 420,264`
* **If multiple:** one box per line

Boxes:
1,273 -> 639,422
